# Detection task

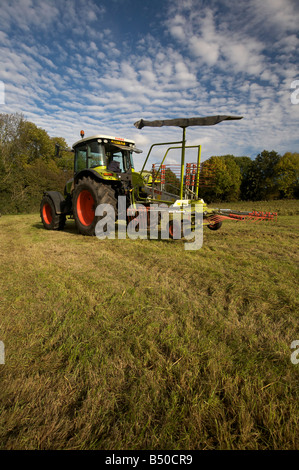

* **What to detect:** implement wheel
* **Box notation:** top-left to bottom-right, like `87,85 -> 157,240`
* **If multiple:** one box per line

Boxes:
167,219 -> 184,239
40,195 -> 66,230
73,176 -> 117,236
207,220 -> 222,231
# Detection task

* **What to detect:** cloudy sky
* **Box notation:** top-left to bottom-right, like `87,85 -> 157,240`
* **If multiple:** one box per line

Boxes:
0,0 -> 298,168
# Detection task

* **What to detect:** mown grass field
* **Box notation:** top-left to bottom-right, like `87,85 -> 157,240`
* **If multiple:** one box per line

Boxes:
0,199 -> 298,450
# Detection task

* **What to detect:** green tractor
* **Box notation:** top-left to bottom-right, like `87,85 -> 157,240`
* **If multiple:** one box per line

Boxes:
40,130 -> 144,236
40,116 -> 277,238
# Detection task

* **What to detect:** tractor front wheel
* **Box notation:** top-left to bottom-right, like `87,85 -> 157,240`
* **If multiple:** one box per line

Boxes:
73,177 -> 117,236
40,196 -> 66,230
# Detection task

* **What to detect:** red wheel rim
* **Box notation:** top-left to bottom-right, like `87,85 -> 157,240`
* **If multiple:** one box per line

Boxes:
42,203 -> 53,225
169,221 -> 174,238
77,190 -> 95,226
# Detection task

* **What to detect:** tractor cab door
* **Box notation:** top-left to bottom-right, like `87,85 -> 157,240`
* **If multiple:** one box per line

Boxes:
74,141 -> 106,172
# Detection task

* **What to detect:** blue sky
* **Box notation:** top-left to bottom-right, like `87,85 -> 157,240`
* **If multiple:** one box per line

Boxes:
0,0 -> 298,169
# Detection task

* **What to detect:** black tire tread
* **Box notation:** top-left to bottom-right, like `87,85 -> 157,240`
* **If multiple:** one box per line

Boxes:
73,176 -> 117,236
40,196 -> 66,231
207,220 -> 222,231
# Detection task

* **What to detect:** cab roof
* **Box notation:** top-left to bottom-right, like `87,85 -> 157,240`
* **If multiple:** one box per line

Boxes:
72,134 -> 136,149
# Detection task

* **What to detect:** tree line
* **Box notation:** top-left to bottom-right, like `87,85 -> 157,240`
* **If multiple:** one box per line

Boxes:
0,112 -> 298,214
0,113 -> 73,214
200,151 -> 299,202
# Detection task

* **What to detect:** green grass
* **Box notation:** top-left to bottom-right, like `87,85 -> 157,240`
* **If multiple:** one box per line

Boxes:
210,198 -> 299,216
0,199 -> 298,450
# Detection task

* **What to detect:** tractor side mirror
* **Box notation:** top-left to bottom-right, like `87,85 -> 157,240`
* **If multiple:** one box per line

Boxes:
133,147 -> 143,154
55,144 -> 61,158
55,144 -> 74,157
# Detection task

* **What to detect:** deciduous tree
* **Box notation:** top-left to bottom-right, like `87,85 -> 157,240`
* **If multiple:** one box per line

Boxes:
275,152 -> 299,198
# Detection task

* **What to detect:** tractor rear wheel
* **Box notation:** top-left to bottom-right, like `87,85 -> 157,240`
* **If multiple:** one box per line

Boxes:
73,176 -> 117,236
40,195 -> 66,230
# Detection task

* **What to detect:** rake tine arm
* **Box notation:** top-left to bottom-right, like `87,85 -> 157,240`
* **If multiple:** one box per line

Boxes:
207,208 -> 278,222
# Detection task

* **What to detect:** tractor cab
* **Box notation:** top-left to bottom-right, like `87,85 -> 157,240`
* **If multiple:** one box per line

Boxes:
72,134 -> 139,174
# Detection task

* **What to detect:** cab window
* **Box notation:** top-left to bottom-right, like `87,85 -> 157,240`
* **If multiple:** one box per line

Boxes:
75,146 -> 87,172
75,141 -> 106,172
106,147 -> 133,173
109,151 -> 125,172
87,142 -> 106,168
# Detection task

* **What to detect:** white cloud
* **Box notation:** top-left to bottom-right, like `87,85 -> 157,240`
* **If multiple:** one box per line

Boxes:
0,0 -> 298,161
0,0 -> 59,32
0,31 -> 10,46
174,61 -> 197,87
170,25 -> 186,41
189,36 -> 219,66
251,0 -> 299,34
221,41 -> 264,75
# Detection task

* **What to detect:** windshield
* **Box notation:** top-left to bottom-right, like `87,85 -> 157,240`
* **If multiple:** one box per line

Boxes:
74,141 -> 134,173
106,145 -> 134,172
